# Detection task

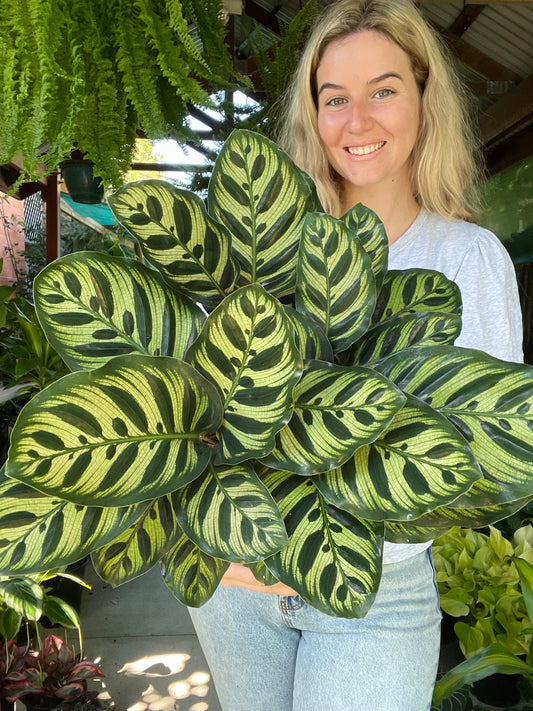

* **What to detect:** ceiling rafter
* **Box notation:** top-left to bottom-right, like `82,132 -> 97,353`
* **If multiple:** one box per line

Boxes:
432,22 -> 522,82
481,72 -> 533,144
448,4 -> 486,35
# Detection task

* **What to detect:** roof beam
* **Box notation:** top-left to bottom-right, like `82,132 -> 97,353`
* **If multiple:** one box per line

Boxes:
448,5 -> 485,35
434,23 -> 521,82
243,0 -> 281,36
481,72 -> 533,144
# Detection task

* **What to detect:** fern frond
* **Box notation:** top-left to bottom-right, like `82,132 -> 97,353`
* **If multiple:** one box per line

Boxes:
134,0 -> 209,103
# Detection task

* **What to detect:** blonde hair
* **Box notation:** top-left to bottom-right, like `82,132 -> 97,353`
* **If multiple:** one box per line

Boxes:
277,0 -> 483,220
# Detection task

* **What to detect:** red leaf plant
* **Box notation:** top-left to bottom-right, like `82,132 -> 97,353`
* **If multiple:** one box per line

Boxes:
0,633 -> 103,704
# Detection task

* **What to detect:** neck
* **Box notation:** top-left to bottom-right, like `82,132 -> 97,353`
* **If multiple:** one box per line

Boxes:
341,181 -> 420,245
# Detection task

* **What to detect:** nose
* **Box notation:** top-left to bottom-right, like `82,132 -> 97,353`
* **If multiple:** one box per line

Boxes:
346,99 -> 373,131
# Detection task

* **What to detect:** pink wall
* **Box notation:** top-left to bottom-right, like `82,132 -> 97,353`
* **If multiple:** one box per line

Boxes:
0,197 -> 26,287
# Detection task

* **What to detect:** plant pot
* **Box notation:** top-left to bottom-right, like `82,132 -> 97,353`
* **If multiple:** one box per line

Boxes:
18,695 -> 61,711
471,672 -> 522,708
62,162 -> 104,204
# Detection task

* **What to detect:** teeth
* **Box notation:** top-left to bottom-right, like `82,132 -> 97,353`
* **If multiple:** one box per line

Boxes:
347,142 -> 384,155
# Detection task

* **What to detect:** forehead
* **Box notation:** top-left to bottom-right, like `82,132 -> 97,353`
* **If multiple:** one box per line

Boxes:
316,29 -> 414,83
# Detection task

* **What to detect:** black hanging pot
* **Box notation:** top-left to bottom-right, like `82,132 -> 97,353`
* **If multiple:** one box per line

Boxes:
61,160 -> 104,204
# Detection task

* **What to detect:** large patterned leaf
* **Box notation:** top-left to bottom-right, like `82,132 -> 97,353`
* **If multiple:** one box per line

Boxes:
0,470 -> 145,575
261,360 -> 405,475
185,283 -> 302,464
295,212 -> 376,354
338,312 -> 462,367
262,469 -> 384,618
175,461 -> 287,562
208,129 -> 315,297
375,346 -> 533,506
340,202 -> 388,291
108,180 -> 238,309
6,354 -> 223,506
385,495 -> 533,544
284,306 -> 333,363
92,495 -> 180,586
315,393 -> 482,521
161,530 -> 229,607
34,251 -> 205,371
372,269 -> 462,326
263,471 -> 383,618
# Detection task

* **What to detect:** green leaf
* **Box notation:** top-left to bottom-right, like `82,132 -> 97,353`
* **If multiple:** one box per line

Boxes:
108,180 -> 238,309
208,129 -> 315,297
0,472 -> 146,575
42,594 -> 81,629
284,306 -> 333,363
262,469 -> 384,618
0,607 -> 23,640
34,251 -> 205,371
175,461 -> 287,562
372,269 -> 462,325
6,354 -> 223,506
385,496 -> 533,543
295,212 -> 376,354
161,530 -> 229,607
261,360 -> 405,475
315,393 -> 482,521
340,202 -> 388,291
247,560 -> 279,586
92,494 -> 180,586
338,312 -> 462,367
432,643 -> 533,706
513,557 -> 533,625
186,284 -> 302,465
0,576 -> 43,621
376,346 -> 533,506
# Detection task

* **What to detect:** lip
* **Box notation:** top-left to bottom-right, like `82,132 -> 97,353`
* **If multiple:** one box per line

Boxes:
344,141 -> 386,158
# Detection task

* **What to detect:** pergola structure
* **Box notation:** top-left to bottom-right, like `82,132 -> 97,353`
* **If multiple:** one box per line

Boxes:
1,0 -> 532,263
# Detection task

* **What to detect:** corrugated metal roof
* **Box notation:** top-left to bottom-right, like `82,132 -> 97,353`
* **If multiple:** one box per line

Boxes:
462,4 -> 533,78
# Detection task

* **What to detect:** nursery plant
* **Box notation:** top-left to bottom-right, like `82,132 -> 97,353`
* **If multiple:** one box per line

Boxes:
0,632 -> 103,707
0,570 -> 85,643
432,544 -> 533,709
2,130 -> 533,619
433,525 -> 533,659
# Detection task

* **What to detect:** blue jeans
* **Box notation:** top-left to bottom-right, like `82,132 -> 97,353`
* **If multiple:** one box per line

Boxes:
188,548 -> 441,711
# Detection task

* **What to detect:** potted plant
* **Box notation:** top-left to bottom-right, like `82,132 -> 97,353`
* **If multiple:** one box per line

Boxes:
0,633 -> 103,711
432,525 -> 533,709
0,570 -> 87,645
1,129 -> 533,619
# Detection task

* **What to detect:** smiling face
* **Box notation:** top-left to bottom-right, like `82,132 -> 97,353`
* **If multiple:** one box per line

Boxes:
316,29 -> 422,208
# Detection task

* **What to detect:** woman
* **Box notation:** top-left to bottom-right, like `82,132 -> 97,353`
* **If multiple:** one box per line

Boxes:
188,1 -> 523,709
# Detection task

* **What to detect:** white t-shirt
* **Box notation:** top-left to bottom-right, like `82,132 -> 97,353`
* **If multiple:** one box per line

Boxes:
382,208 -> 523,564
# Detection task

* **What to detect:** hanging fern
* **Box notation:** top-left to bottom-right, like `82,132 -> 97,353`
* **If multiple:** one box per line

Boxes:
0,0 -> 244,189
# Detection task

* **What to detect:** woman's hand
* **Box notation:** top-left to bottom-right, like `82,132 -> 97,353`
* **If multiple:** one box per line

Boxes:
220,563 -> 298,596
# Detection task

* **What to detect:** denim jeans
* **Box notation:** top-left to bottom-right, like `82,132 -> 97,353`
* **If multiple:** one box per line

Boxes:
188,548 -> 441,711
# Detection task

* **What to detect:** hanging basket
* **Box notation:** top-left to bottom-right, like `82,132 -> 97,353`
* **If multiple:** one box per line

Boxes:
61,161 -> 104,204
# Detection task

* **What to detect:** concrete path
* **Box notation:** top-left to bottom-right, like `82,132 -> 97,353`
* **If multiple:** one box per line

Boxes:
80,562 -> 223,711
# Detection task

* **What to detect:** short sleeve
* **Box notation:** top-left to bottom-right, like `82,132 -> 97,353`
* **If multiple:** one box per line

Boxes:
452,231 -> 523,363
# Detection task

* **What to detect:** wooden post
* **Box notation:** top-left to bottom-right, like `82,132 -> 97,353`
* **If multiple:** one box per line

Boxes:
42,172 -> 60,263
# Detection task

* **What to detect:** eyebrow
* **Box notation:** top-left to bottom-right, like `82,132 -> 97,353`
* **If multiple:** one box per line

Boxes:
317,72 -> 404,96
